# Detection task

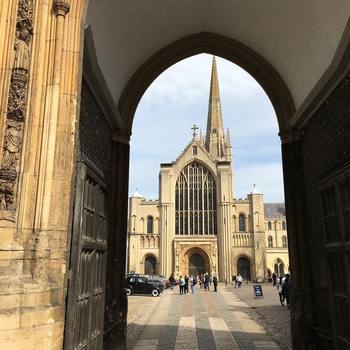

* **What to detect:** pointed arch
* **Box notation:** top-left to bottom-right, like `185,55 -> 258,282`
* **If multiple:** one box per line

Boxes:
175,161 -> 217,235
118,32 -> 295,138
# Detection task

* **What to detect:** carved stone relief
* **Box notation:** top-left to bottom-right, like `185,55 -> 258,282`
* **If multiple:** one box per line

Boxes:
0,0 -> 34,221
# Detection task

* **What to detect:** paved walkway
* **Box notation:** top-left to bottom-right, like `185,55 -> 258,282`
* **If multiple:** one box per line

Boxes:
127,285 -> 280,350
228,283 -> 291,350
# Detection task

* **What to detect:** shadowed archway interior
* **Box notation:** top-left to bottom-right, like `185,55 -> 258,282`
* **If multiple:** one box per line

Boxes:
145,255 -> 157,275
182,247 -> 211,276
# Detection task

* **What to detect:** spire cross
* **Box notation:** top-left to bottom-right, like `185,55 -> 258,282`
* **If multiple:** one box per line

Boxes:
191,124 -> 199,139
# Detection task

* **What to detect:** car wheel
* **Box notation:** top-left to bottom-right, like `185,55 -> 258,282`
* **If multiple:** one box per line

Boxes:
125,288 -> 132,296
151,289 -> 159,297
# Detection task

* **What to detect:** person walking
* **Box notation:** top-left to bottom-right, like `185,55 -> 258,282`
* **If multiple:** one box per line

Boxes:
205,273 -> 210,291
213,274 -> 218,292
277,275 -> 285,305
179,275 -> 185,295
169,273 -> 175,291
197,275 -> 201,289
282,274 -> 291,308
272,272 -> 277,286
232,275 -> 237,288
190,275 -> 197,294
237,274 -> 243,288
184,275 -> 189,294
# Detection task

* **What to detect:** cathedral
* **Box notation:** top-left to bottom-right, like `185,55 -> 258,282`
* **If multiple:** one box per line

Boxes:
127,57 -> 289,282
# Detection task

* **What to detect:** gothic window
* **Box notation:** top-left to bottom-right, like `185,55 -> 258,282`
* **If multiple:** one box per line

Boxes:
268,235 -> 273,247
193,145 -> 197,155
282,221 -> 286,230
175,161 -> 217,235
282,235 -> 287,248
274,259 -> 285,276
239,214 -> 245,232
268,221 -> 272,230
147,216 -> 153,234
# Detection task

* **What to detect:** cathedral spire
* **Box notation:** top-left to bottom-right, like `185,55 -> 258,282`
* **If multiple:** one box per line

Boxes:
205,56 -> 226,159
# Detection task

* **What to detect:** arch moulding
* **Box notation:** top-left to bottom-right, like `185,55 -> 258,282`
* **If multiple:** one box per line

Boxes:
118,32 -> 296,138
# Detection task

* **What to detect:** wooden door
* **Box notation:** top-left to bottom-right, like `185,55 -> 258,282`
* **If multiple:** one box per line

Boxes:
64,163 -> 108,349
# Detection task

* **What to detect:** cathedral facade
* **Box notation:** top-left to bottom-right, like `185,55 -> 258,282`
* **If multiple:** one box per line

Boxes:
127,57 -> 289,282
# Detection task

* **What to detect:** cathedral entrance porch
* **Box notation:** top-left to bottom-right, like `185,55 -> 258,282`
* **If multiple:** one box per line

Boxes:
174,240 -> 217,277
185,247 -> 210,276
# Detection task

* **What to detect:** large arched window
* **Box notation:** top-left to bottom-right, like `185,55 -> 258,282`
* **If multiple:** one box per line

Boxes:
268,235 -> 273,247
282,235 -> 288,248
175,162 -> 217,235
239,214 -> 245,232
147,216 -> 153,234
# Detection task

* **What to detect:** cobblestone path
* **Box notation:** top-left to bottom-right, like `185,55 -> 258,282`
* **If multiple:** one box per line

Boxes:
127,285 -> 280,350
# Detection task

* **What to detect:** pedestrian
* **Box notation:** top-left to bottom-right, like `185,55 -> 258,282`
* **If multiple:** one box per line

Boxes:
213,274 -> 218,292
184,275 -> 189,294
169,273 -> 175,291
190,275 -> 197,294
232,275 -> 237,288
272,272 -> 277,286
277,275 -> 284,305
197,275 -> 201,289
179,275 -> 185,295
282,274 -> 291,308
205,273 -> 210,291
237,274 -> 243,288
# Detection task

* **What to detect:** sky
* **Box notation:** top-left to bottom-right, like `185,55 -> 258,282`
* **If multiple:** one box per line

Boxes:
129,54 -> 284,203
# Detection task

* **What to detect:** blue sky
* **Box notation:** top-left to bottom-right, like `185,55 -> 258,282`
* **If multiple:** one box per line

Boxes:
129,54 -> 284,202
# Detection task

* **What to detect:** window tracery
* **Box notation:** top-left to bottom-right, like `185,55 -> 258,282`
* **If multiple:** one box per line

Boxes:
175,162 -> 216,235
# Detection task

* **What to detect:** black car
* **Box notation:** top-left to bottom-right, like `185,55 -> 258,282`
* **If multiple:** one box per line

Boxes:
125,275 -> 163,297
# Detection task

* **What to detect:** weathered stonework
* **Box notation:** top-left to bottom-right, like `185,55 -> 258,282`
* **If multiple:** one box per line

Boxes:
0,0 -> 34,221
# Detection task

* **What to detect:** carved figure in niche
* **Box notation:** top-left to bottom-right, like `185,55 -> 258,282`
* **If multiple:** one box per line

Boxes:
13,29 -> 30,75
0,179 -> 15,210
1,120 -> 22,171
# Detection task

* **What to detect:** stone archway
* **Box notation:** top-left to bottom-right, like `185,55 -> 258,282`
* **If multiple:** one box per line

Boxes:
182,247 -> 211,277
3,1 -> 350,348
144,254 -> 158,275
237,256 -> 251,281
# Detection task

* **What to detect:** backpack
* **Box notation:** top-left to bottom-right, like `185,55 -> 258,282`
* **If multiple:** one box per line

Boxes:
193,278 -> 197,285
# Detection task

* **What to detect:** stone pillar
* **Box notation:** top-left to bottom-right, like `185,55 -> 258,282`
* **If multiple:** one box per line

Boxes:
217,202 -> 232,281
159,203 -> 171,276
281,132 -> 313,349
249,192 -> 266,282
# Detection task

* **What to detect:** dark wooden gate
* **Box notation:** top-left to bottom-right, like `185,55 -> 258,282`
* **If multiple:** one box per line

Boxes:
65,164 -> 108,349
